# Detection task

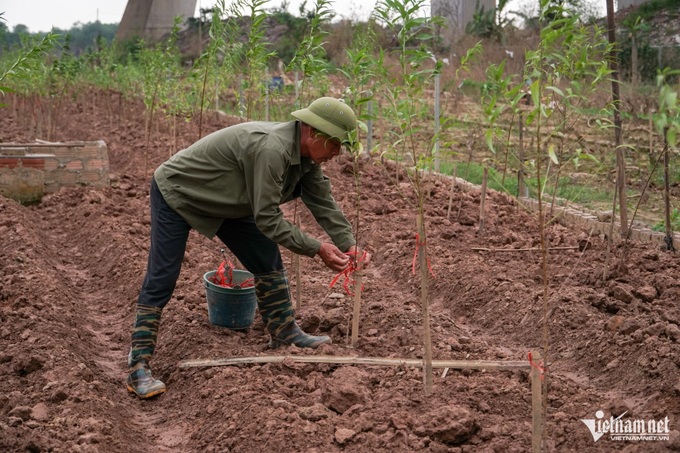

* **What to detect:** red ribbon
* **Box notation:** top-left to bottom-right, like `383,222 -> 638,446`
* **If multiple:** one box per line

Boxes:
412,233 -> 436,278
329,251 -> 367,296
211,260 -> 254,288
528,351 -> 545,381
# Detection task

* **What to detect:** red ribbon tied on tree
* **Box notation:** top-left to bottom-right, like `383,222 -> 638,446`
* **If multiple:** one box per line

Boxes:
412,233 -> 436,278
527,351 -> 545,381
329,251 -> 368,296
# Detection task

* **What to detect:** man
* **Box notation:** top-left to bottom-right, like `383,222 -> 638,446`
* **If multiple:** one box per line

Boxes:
127,97 -> 371,399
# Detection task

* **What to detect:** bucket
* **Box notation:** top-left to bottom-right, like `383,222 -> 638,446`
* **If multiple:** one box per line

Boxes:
203,270 -> 257,330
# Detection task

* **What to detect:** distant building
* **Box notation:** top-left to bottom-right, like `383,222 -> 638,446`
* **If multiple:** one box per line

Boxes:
431,0 -> 497,39
115,0 -> 198,43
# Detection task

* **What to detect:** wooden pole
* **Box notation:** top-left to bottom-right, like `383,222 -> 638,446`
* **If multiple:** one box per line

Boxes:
447,166 -> 456,220
531,350 -> 544,453
366,100 -> 373,159
351,271 -> 363,346
417,213 -> 433,395
472,246 -> 578,253
179,354 -> 532,370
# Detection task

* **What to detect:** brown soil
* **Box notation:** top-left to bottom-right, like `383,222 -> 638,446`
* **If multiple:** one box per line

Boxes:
1,92 -> 680,453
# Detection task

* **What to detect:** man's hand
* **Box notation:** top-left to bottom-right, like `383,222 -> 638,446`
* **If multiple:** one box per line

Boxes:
346,245 -> 371,269
317,243 -> 350,272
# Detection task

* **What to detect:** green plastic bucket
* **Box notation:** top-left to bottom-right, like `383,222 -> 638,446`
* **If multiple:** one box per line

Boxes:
203,270 -> 257,330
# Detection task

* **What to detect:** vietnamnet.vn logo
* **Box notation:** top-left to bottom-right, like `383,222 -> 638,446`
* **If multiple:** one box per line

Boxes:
581,410 -> 670,442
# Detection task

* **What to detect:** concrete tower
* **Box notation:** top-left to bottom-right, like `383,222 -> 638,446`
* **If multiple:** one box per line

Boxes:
431,0 -> 497,39
115,0 -> 198,42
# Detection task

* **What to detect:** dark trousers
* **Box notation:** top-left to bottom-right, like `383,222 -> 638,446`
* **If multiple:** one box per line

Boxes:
138,178 -> 284,308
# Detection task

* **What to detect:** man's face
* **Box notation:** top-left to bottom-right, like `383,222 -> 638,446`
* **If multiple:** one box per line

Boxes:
307,129 -> 343,164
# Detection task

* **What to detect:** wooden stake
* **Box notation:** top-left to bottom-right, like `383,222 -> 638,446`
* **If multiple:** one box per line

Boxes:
472,246 -> 578,253
293,254 -> 301,310
530,350 -> 544,453
447,166 -> 456,220
417,213 -> 433,395
293,201 -> 302,310
350,271 -> 363,347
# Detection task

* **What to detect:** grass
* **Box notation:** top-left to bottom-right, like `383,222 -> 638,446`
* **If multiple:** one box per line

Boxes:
438,160 -> 614,206
652,208 -> 680,232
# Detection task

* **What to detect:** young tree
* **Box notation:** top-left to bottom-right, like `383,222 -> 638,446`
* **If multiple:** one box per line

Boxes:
374,0 -> 444,396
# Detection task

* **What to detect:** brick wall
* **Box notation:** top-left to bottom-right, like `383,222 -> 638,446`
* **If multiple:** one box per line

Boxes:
0,141 -> 110,203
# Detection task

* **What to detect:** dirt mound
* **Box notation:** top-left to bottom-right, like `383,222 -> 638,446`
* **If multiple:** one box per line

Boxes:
1,92 -> 679,452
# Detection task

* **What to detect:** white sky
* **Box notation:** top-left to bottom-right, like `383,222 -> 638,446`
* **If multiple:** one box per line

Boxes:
1,0 -> 605,34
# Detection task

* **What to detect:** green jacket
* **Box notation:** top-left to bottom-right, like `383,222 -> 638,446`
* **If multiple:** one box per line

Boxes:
154,120 -> 355,257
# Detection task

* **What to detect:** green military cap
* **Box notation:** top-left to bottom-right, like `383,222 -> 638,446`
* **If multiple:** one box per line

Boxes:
291,97 -> 357,145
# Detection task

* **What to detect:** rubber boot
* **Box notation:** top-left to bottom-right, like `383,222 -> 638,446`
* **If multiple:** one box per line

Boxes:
126,305 -> 167,399
255,270 -> 331,349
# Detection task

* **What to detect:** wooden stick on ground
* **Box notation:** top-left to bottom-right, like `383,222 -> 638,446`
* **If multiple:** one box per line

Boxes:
472,246 -> 579,253
178,354 -> 531,370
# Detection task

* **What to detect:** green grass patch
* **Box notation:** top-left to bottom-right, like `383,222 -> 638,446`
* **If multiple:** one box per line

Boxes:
439,160 -> 614,205
652,209 -> 680,232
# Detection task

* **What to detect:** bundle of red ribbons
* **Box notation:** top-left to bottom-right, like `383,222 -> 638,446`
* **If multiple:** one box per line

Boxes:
210,260 -> 254,288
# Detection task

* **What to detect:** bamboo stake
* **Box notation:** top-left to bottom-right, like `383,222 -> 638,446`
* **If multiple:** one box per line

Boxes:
178,354 -> 531,370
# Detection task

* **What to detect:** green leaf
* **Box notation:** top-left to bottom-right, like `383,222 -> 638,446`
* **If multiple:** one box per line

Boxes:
667,127 -> 678,148
546,86 -> 564,97
548,144 -> 559,164
485,129 -> 495,153
530,80 -> 540,108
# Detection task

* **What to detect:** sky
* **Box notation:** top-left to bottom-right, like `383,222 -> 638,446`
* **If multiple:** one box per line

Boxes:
1,0 -> 605,34
1,0 -> 375,33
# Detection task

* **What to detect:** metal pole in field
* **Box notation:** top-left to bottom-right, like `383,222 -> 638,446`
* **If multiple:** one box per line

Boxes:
434,73 -> 441,173
365,100 -> 373,158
